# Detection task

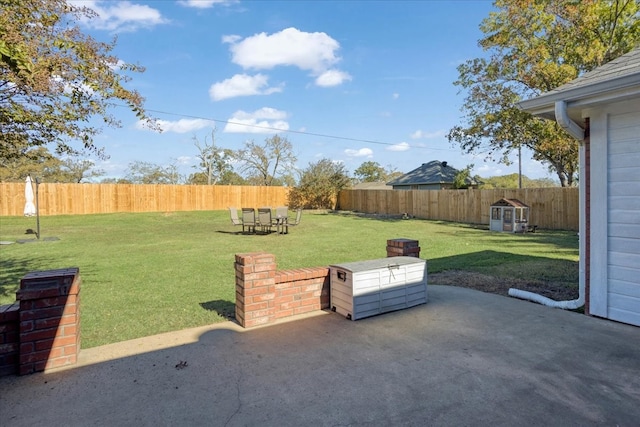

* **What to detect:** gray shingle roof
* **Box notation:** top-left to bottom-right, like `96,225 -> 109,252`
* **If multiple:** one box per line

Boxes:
545,47 -> 640,96
386,161 -> 461,186
519,46 -> 640,121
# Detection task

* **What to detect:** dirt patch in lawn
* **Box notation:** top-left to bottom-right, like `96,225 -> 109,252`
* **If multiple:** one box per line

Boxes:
429,271 -> 579,301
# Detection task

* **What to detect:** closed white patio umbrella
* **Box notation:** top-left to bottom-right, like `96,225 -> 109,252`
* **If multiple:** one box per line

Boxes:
24,176 -> 36,217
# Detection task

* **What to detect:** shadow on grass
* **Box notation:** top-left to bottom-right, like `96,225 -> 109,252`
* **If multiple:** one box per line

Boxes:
328,210 -> 406,222
329,211 -> 578,252
0,254 -> 59,299
200,300 -> 236,320
216,230 -> 285,237
216,230 -> 244,235
428,249 -> 579,283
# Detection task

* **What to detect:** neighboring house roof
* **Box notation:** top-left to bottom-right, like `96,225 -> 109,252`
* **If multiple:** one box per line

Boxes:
386,160 -> 471,186
519,47 -> 640,123
352,181 -> 392,190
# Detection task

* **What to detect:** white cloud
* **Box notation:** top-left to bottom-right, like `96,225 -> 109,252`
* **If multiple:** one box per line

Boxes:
392,93 -> 400,100
224,108 -> 289,134
386,142 -> 410,152
209,73 -> 283,101
135,118 -> 212,134
176,156 -> 192,165
315,69 -> 352,87
223,27 -> 349,86
79,1 -> 168,32
410,129 -> 447,139
222,34 -> 242,44
344,148 -> 373,158
225,27 -> 340,72
178,0 -> 234,9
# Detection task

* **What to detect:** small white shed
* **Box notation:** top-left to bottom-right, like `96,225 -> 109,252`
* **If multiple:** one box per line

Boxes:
489,198 -> 529,233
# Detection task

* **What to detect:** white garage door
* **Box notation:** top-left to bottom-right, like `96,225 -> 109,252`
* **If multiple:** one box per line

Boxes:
607,109 -> 640,326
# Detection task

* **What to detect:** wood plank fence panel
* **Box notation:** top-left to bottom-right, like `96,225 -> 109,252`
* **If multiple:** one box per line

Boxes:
338,188 -> 579,230
2,183 -> 578,230
0,183 -> 289,216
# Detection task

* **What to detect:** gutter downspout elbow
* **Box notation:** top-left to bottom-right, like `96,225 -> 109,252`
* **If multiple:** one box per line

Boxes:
508,99 -> 585,310
555,100 -> 584,141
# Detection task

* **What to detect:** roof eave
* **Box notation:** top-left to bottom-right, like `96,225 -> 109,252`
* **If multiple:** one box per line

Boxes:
519,73 -> 640,122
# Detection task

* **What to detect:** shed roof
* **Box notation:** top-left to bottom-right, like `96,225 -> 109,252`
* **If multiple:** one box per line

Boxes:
491,198 -> 529,208
386,160 -> 468,186
519,47 -> 640,122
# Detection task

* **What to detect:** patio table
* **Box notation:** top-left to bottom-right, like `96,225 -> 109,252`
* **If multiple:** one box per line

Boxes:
274,215 -> 288,234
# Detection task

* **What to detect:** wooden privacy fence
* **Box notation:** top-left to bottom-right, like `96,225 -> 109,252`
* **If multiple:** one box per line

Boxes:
338,188 -> 579,230
0,183 -> 289,216
1,183 -> 578,230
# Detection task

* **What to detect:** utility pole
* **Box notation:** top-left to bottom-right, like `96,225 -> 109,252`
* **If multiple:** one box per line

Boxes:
518,144 -> 522,189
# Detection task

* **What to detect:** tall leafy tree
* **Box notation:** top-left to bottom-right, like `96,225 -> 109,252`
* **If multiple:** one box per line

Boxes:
452,164 -> 479,189
58,157 -> 105,183
218,170 -> 248,186
447,0 -> 639,187
288,158 -> 350,209
354,161 -> 404,183
234,134 -> 297,186
0,147 -> 60,181
0,145 -> 103,182
354,161 -> 386,183
479,173 -> 558,189
0,0 -> 156,162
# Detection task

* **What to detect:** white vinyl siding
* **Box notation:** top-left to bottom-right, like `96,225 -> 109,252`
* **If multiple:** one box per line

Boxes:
607,109 -> 640,326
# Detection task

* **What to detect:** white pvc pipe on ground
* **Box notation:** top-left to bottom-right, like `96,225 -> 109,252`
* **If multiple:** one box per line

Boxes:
507,288 -> 584,310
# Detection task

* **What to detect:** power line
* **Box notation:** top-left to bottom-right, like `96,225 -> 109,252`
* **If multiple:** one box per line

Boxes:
136,106 -> 459,153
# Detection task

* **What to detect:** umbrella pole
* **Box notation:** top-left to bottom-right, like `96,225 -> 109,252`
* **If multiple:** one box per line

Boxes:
35,177 -> 40,240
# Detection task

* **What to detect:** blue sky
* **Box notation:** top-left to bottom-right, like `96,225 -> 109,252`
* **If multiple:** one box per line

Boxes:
75,0 -> 553,182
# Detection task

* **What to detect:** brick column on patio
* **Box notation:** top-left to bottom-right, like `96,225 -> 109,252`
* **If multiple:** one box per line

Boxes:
17,268 -> 81,375
386,238 -> 421,258
235,253 -> 276,328
0,302 -> 20,376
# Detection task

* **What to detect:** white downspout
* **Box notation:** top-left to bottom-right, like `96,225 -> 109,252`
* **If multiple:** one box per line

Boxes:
554,100 -> 584,140
508,100 -> 585,310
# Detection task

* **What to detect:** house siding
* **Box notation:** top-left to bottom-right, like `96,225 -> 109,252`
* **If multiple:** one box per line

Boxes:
606,106 -> 640,326
587,99 -> 640,326
520,47 -> 640,327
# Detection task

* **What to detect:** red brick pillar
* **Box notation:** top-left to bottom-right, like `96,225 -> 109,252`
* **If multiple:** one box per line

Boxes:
0,302 -> 20,376
17,268 -> 81,375
235,253 -> 276,328
387,238 -> 421,258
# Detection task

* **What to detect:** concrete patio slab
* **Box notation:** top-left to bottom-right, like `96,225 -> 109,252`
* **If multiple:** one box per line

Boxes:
2,285 -> 639,426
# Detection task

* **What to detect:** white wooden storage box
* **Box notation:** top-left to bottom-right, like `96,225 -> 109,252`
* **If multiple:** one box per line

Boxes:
329,256 -> 427,320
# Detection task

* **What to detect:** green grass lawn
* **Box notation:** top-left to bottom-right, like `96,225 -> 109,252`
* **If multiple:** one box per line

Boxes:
0,210 -> 578,348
